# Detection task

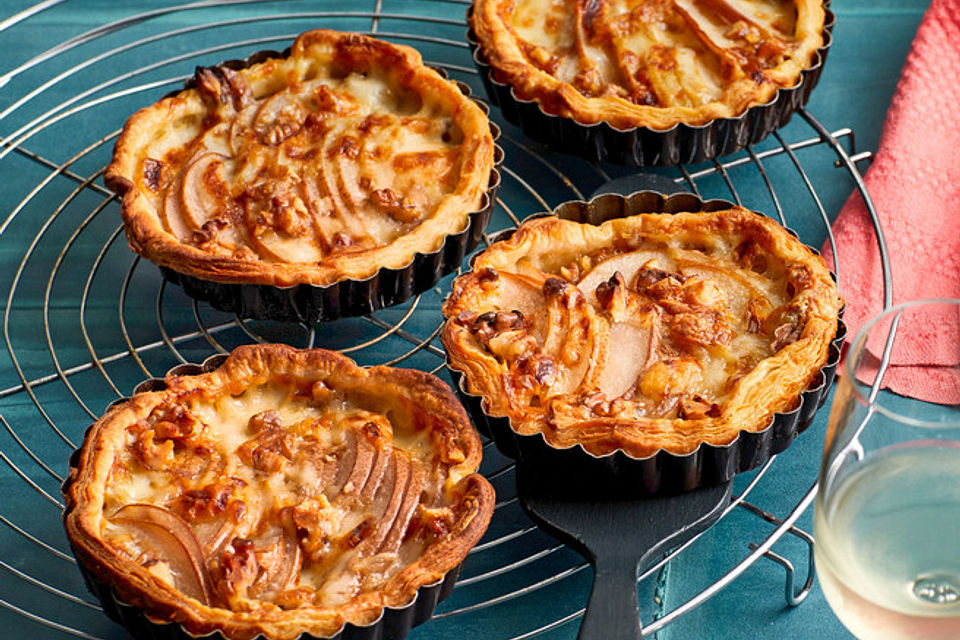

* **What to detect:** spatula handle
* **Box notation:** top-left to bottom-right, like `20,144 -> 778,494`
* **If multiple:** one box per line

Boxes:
578,556 -> 642,640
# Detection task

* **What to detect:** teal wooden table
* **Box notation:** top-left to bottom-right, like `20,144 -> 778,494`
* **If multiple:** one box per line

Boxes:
0,1 -> 929,638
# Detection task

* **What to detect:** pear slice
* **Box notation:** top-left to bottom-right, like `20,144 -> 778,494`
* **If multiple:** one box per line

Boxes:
673,252 -> 767,316
369,455 -> 400,522
389,148 -> 459,199
229,103 -> 259,156
334,143 -> 367,212
327,430 -> 358,498
596,321 -> 654,400
550,327 -> 600,396
363,453 -> 410,554
110,503 -> 215,606
242,198 -> 325,264
247,226 -> 324,263
359,446 -> 391,502
577,250 -> 668,306
569,325 -> 606,394
248,518 -> 302,598
543,289 -> 602,395
492,272 -> 548,341
298,170 -> 336,250
672,0 -> 747,77
252,91 -> 307,146
318,132 -> 372,244
340,432 -> 377,497
193,518 -> 236,558
178,152 -> 232,232
331,136 -> 403,245
379,460 -> 424,554
161,169 -> 193,241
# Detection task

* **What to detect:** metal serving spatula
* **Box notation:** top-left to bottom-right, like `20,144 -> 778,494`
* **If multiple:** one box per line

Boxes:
517,463 -> 733,639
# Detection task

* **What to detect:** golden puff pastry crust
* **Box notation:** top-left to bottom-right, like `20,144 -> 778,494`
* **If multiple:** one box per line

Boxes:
63,344 -> 494,640
470,0 -> 826,130
442,206 -> 842,459
106,29 -> 496,288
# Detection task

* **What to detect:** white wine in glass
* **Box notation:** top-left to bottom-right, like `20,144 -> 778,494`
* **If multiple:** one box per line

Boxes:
814,300 -> 960,640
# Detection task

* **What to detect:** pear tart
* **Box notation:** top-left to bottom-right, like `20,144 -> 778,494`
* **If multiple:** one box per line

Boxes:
468,0 -> 831,164
442,195 -> 842,473
106,30 -> 498,321
63,345 -> 494,640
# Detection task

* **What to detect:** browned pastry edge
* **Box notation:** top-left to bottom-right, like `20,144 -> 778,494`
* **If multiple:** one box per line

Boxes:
105,29 -> 496,288
441,207 -> 843,458
63,344 -> 495,640
469,0 -> 826,130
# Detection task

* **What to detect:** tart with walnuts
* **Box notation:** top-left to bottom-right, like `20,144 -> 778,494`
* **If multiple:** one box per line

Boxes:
442,205 -> 842,459
105,29 -> 496,316
63,345 -> 494,640
470,0 -> 826,131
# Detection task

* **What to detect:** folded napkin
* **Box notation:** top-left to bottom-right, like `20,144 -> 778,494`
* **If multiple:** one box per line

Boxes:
823,0 -> 960,404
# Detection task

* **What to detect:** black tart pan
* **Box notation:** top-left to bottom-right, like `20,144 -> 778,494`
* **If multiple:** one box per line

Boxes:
467,4 -> 834,166
138,49 -> 505,324
61,354 -> 463,640
445,191 -> 845,494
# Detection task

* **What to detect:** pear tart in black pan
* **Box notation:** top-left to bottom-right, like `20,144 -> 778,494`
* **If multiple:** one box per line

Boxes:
468,0 -> 833,165
443,192 -> 844,492
106,29 -> 502,322
62,345 -> 495,640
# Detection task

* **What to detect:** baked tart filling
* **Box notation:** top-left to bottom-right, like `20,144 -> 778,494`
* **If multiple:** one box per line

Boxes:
442,207 -> 842,458
470,0 -> 826,129
106,29 -> 496,288
63,345 -> 494,640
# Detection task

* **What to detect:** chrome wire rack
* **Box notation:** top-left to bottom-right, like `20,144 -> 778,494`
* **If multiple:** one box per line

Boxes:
0,1 -> 889,638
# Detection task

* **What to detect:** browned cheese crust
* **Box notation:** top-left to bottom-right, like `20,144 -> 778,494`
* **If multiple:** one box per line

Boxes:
470,0 -> 825,129
63,344 -> 494,640
106,29 -> 495,287
442,207 -> 842,458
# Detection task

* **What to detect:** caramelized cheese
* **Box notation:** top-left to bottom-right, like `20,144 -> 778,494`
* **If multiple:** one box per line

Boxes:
442,207 -> 842,458
471,0 -> 825,129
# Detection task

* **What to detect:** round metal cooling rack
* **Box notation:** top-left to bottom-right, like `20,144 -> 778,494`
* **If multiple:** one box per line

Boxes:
0,1 -> 891,639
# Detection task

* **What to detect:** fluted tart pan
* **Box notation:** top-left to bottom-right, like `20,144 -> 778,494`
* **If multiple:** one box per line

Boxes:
443,191 -> 844,493
106,30 -> 503,323
467,2 -> 835,166
62,345 -> 494,640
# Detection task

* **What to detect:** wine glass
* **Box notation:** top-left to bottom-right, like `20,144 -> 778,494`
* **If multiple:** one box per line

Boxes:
814,299 -> 960,640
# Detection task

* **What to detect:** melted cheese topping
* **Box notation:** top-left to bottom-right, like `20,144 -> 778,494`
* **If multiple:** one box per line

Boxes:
473,0 -> 824,127
103,382 -> 452,612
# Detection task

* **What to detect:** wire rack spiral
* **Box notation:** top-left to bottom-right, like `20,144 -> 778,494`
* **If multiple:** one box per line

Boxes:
0,1 -> 889,638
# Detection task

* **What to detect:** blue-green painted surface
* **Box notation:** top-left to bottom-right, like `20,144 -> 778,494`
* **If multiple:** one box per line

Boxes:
0,1 -> 931,638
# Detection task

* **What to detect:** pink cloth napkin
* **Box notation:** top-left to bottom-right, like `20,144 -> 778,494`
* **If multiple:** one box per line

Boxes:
823,0 -> 960,404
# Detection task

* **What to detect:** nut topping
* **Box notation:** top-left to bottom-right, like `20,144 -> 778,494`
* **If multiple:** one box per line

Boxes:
771,320 -> 803,352
142,158 -> 164,191
635,267 -> 687,291
542,277 -> 569,298
194,66 -> 251,112
470,309 -> 527,344
369,188 -> 420,223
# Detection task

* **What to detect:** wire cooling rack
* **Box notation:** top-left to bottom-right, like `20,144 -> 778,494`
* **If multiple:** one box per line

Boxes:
0,1 -> 891,638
